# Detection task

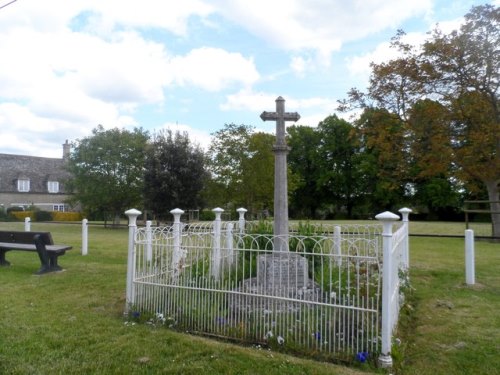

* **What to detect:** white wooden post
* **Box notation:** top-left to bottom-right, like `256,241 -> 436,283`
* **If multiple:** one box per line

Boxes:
376,211 -> 400,369
465,229 -> 475,285
125,208 -> 141,313
170,209 -> 184,280
81,218 -> 88,255
146,220 -> 153,262
237,207 -> 247,234
211,207 -> 224,279
399,207 -> 412,270
24,217 -> 31,232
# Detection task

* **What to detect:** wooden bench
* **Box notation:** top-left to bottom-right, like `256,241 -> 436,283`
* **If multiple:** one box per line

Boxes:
0,231 -> 72,275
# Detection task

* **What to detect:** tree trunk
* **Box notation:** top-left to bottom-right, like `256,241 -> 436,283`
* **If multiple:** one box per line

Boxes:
485,180 -> 500,239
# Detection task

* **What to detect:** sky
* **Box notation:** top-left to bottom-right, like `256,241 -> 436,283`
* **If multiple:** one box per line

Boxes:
0,0 -> 497,158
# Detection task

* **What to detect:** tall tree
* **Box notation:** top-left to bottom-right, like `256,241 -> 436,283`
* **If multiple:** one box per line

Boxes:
341,5 -> 499,235
355,109 -> 408,211
421,5 -> 499,233
240,132 -> 275,214
316,115 -> 367,218
143,130 -> 208,218
207,124 -> 253,208
66,125 -> 149,223
288,125 -> 322,218
408,99 -> 460,218
207,124 -> 277,214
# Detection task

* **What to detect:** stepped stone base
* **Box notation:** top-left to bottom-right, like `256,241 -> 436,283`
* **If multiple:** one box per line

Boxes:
230,253 -> 323,314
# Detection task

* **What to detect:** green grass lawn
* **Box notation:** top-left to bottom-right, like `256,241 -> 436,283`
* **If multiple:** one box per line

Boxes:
0,221 -> 498,374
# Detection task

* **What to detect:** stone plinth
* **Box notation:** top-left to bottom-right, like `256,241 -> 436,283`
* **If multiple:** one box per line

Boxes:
257,253 -> 308,290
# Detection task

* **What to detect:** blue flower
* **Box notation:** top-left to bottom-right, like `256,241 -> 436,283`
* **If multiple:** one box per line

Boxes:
132,311 -> 141,319
356,351 -> 369,363
313,331 -> 321,341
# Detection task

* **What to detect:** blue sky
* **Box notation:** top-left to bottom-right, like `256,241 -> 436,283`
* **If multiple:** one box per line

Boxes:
0,0 -> 496,157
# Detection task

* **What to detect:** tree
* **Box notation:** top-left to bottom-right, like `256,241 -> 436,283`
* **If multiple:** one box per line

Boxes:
143,130 -> 208,218
288,125 -> 323,218
355,109 -> 409,211
408,99 -> 460,218
207,124 -> 253,208
240,132 -> 275,214
66,125 -> 149,223
316,115 -> 367,218
422,5 -> 500,234
341,5 -> 499,235
206,124 -> 277,215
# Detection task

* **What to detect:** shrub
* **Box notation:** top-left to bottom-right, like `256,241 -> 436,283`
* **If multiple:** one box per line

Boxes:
51,211 -> 83,221
9,210 -> 33,221
199,210 -> 215,221
34,210 -> 53,222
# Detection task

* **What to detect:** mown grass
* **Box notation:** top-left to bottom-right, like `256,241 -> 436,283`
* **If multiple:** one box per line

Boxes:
0,222 -> 366,375
393,237 -> 499,375
0,220 -> 498,374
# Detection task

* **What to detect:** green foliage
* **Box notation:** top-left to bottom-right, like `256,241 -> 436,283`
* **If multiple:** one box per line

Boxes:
143,129 -> 208,219
34,210 -> 53,222
288,125 -> 323,218
199,209 -> 216,221
207,124 -> 278,214
66,125 -> 149,222
6,206 -> 24,214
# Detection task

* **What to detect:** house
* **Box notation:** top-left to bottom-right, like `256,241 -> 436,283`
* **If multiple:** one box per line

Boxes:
0,141 -> 75,212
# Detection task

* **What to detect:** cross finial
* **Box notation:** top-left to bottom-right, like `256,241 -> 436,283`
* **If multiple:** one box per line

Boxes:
260,96 -> 300,147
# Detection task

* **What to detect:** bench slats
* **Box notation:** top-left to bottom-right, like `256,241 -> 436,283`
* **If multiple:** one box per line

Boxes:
0,230 -> 72,274
0,242 -> 71,252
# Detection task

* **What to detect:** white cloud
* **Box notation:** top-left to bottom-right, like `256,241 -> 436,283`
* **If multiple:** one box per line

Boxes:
79,0 -> 214,37
221,90 -> 336,114
159,122 -> 212,150
213,0 -> 433,65
169,47 -> 260,91
346,31 -> 429,84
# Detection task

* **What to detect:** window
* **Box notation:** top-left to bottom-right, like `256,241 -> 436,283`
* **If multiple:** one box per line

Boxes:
48,181 -> 59,193
17,179 -> 30,192
53,204 -> 65,212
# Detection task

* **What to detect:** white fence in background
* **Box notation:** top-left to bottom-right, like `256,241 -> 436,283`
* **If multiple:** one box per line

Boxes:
125,207 -> 411,367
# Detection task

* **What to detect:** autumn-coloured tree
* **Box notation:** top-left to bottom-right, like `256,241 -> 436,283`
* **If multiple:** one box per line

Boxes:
341,5 -> 499,235
421,5 -> 499,234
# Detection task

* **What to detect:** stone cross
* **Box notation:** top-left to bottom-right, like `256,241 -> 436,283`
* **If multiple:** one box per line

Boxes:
260,96 -> 300,251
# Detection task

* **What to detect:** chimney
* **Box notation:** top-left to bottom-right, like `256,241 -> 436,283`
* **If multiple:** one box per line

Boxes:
63,140 -> 71,160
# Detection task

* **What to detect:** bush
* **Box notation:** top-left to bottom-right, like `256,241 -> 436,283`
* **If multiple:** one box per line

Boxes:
199,210 -> 215,221
9,210 -> 32,221
34,210 -> 53,222
52,211 -> 83,221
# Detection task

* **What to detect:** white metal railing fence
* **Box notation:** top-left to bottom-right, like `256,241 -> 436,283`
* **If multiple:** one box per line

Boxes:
125,207 -> 411,367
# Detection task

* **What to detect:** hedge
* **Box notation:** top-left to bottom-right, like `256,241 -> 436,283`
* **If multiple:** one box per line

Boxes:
9,211 -> 83,222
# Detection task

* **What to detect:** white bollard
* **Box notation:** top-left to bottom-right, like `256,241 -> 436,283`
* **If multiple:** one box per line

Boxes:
237,207 -> 247,234
125,208 -> 141,312
465,229 -> 475,285
82,219 -> 88,255
170,209 -> 184,280
24,217 -> 31,232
